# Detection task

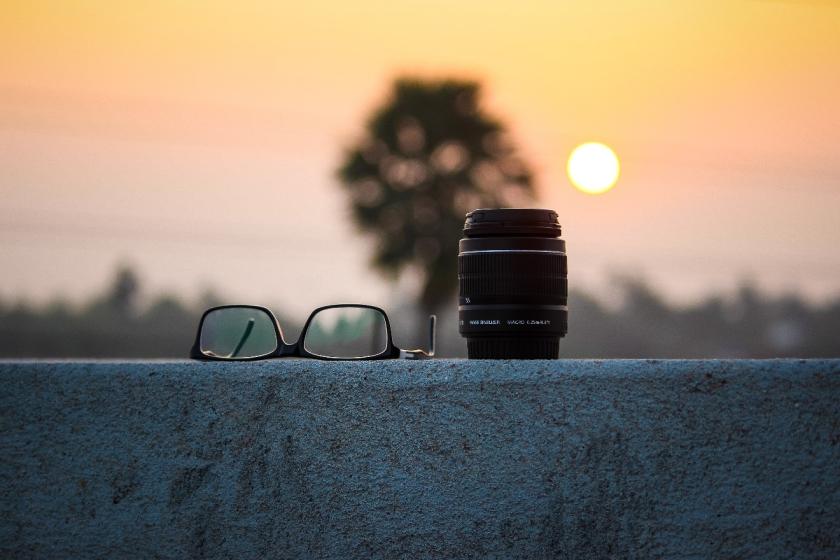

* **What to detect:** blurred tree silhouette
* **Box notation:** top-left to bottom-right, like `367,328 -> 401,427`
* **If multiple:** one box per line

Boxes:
337,77 -> 535,320
107,265 -> 140,316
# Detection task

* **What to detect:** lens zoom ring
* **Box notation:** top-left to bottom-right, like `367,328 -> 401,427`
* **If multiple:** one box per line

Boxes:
459,252 -> 567,299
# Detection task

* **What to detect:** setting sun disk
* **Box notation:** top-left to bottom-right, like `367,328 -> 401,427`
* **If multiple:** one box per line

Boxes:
567,142 -> 620,195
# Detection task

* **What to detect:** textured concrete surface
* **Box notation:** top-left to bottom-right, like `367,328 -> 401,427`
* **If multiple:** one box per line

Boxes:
1,360 -> 839,559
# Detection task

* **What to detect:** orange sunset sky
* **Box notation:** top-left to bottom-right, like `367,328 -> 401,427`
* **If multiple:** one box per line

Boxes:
2,0 -> 839,316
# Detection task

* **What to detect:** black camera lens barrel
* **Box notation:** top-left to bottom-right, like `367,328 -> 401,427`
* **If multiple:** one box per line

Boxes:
458,208 -> 567,359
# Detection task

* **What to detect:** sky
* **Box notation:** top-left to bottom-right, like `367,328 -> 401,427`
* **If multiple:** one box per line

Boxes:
2,0 -> 839,317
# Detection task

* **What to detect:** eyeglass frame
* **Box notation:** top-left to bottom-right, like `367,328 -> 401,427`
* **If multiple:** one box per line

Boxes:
189,303 -> 435,361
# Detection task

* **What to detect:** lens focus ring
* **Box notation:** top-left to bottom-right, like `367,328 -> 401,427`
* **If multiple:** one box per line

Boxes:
458,252 -> 567,305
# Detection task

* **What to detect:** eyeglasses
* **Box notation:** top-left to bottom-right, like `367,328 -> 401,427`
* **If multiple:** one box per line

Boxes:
189,304 -> 435,361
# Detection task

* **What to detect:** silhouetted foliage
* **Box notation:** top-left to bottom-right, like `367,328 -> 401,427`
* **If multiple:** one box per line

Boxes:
0,266 -> 299,358
0,267 -> 837,358
107,265 -> 140,316
389,277 -> 840,359
336,77 -> 536,318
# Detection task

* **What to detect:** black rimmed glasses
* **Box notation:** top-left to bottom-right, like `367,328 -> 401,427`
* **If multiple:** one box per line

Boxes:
189,304 -> 435,361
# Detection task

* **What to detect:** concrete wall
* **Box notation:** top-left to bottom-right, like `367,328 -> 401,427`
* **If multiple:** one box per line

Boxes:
1,360 -> 839,559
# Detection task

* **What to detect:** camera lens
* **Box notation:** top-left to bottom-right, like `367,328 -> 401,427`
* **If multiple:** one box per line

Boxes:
458,208 -> 567,359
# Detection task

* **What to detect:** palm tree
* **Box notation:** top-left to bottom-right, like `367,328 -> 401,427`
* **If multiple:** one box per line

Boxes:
336,77 -> 535,322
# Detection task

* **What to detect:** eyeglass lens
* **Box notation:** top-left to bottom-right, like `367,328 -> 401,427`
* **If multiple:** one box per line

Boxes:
200,308 -> 278,359
303,307 -> 389,359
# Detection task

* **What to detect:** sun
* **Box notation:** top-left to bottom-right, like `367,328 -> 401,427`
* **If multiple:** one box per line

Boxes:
567,142 -> 620,195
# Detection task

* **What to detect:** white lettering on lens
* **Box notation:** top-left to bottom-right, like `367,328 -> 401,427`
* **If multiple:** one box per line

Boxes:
469,320 -> 500,325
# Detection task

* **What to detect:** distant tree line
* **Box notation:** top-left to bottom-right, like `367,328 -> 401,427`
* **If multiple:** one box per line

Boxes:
0,266 -> 295,359
0,266 -> 837,358
560,278 -> 840,358
0,267 -> 201,358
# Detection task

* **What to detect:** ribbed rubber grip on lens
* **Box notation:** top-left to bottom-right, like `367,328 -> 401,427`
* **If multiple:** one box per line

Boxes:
459,252 -> 567,303
467,337 -> 560,359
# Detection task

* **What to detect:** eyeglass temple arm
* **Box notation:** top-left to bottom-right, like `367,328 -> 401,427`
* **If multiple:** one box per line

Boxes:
228,318 -> 255,358
427,314 -> 436,356
400,315 -> 436,359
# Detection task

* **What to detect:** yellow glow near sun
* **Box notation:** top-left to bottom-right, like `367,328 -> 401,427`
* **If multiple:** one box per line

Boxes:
567,142 -> 620,195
